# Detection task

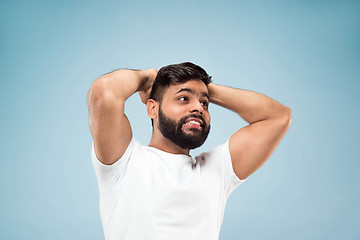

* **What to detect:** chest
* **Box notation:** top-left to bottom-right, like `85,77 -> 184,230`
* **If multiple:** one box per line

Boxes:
122,155 -> 224,222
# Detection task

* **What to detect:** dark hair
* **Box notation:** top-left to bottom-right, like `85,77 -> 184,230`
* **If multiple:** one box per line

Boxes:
149,62 -> 212,102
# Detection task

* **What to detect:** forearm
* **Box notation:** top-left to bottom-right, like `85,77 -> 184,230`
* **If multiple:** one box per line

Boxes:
208,83 -> 291,124
90,69 -> 150,102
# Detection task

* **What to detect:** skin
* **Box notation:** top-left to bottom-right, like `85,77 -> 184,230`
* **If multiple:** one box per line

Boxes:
87,68 -> 292,180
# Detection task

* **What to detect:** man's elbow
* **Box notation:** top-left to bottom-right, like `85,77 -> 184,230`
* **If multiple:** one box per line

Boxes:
281,106 -> 292,129
286,106 -> 292,121
87,77 -> 118,105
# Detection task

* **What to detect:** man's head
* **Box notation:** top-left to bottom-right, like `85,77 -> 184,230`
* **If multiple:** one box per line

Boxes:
149,62 -> 212,102
147,62 -> 212,150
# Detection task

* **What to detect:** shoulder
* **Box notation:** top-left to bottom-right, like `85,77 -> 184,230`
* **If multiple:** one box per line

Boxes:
91,137 -> 150,191
201,140 -> 230,159
195,140 -> 230,167
91,137 -> 146,168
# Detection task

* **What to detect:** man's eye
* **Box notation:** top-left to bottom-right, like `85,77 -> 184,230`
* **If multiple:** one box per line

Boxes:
179,97 -> 188,101
201,101 -> 209,107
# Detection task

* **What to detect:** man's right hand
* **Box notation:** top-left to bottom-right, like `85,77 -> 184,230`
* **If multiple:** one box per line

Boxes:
138,68 -> 158,104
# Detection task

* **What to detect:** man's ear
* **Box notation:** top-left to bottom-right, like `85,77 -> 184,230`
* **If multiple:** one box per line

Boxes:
147,99 -> 158,119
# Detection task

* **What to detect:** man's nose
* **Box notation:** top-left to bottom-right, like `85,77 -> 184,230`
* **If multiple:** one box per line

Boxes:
190,100 -> 203,114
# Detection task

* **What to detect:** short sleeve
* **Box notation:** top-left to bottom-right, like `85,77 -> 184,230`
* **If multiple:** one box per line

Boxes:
222,139 -> 246,198
91,137 -> 136,191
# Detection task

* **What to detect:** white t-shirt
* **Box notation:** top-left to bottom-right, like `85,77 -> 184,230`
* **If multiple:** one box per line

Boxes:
91,137 -> 245,240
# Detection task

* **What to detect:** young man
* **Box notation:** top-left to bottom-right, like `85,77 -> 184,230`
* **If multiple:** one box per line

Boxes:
87,62 -> 292,240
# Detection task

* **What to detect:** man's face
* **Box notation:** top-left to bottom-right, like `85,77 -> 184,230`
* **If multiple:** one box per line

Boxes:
156,80 -> 211,149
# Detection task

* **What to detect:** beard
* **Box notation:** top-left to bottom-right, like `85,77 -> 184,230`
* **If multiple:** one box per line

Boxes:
158,107 -> 210,150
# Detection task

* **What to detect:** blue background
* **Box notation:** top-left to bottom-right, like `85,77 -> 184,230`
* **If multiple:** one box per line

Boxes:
1,0 -> 359,239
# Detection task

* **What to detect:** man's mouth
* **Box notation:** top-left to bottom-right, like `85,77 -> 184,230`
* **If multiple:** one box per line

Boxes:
182,117 -> 203,130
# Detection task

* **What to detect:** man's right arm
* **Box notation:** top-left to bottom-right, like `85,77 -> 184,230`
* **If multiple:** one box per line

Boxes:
87,68 -> 157,165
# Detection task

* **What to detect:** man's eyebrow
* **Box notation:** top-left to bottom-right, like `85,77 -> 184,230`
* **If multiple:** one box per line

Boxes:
175,88 -> 209,100
202,92 -> 209,100
175,88 -> 194,95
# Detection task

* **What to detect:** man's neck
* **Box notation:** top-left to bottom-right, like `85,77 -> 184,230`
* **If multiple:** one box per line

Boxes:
148,133 -> 190,156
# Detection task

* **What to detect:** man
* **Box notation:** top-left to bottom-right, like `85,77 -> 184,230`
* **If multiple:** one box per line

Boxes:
87,62 -> 292,240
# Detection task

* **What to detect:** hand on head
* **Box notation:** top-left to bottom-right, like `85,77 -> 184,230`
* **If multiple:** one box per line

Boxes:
138,68 -> 158,104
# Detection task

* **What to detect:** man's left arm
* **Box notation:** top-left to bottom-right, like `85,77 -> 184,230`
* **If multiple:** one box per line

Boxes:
208,83 -> 292,180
